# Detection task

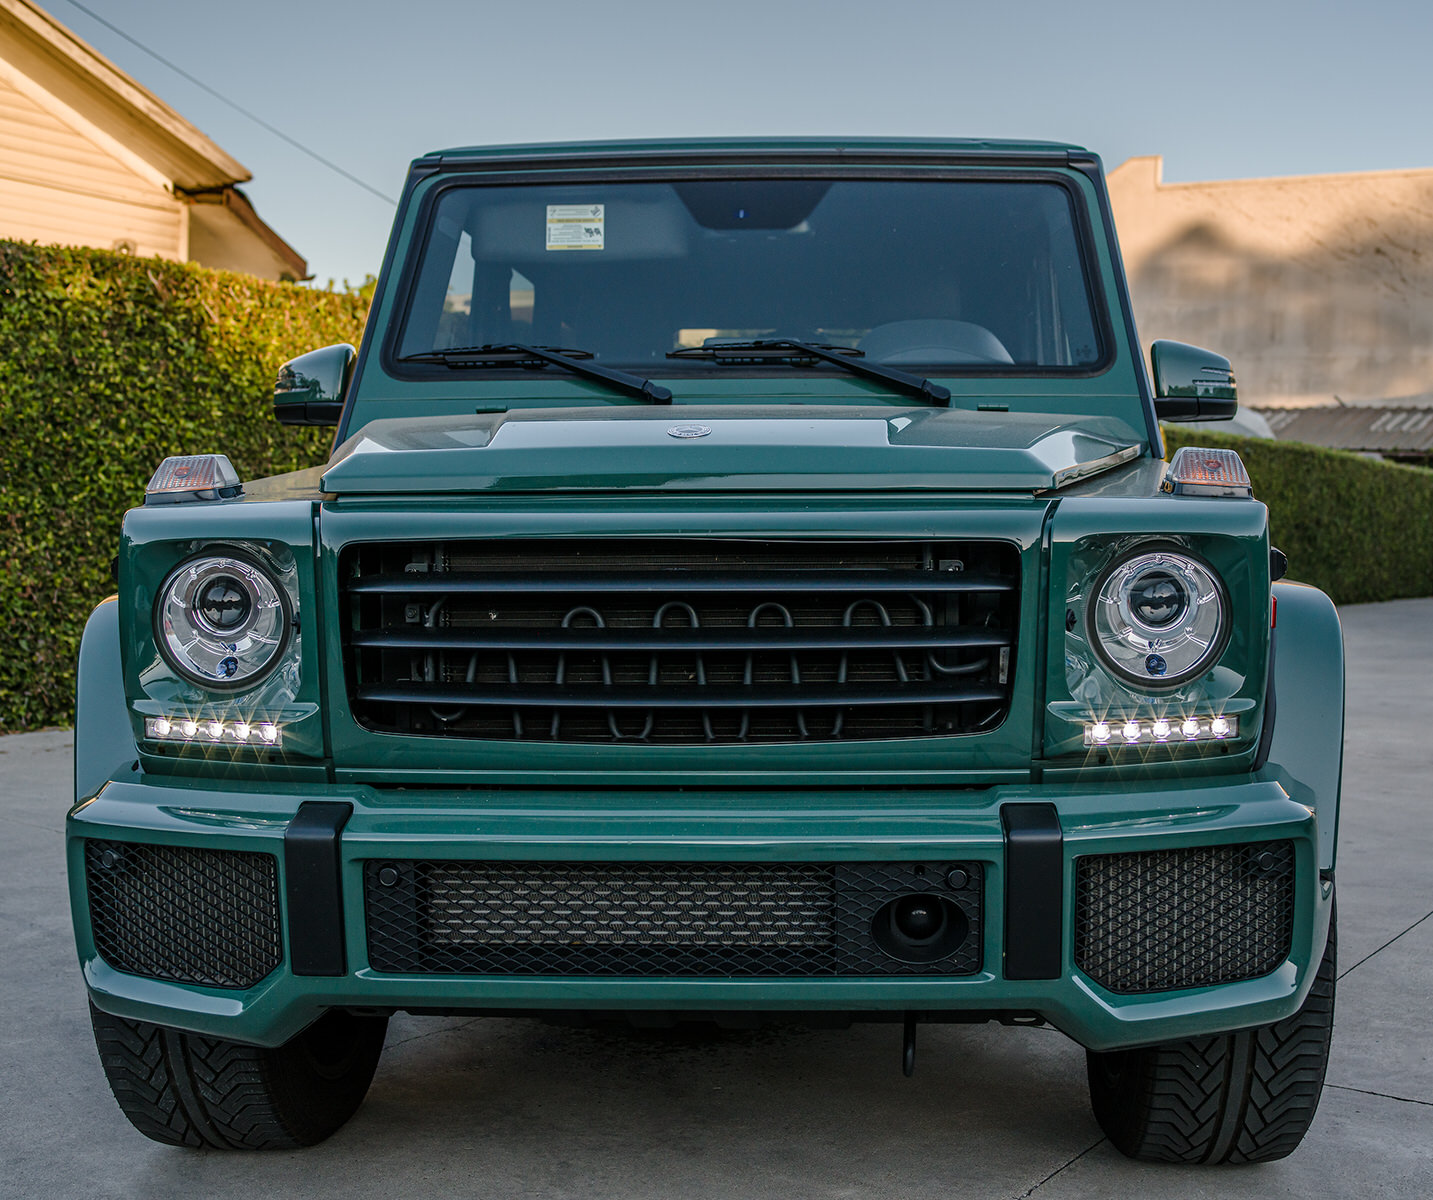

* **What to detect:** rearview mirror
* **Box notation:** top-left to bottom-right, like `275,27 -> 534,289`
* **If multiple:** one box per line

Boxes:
1150,340 -> 1238,422
273,343 -> 355,426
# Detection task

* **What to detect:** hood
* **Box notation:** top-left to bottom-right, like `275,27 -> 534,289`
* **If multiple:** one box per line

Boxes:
321,406 -> 1145,495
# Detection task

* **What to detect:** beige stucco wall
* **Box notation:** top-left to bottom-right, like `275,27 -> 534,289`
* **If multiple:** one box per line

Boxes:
1109,155 -> 1433,407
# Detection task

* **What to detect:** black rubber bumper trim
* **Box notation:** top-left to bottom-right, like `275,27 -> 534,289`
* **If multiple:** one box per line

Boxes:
284,801 -> 352,976
1001,802 -> 1064,980
1252,625 -> 1277,772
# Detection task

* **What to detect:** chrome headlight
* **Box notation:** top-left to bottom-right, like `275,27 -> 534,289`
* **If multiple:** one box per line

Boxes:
1086,549 -> 1228,688
154,553 -> 293,690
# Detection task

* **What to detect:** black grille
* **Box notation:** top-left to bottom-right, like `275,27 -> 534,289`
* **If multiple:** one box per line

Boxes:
85,840 -> 283,990
1074,841 -> 1295,995
364,860 -> 983,977
341,539 -> 1019,743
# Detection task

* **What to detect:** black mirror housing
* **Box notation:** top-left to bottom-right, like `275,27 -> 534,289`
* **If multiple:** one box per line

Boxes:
1150,340 -> 1238,422
274,344 -> 356,426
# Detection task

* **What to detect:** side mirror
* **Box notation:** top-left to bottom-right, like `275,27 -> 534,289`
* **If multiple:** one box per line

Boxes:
273,343 -> 356,426
1150,340 -> 1238,422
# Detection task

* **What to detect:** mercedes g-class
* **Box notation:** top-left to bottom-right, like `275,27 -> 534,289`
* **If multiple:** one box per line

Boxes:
70,138 -> 1342,1162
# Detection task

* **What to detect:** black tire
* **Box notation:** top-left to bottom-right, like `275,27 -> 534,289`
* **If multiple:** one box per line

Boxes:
1087,904 -> 1336,1164
90,1004 -> 388,1149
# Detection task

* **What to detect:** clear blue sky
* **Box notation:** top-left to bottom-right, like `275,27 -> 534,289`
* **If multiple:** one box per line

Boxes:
51,0 -> 1433,287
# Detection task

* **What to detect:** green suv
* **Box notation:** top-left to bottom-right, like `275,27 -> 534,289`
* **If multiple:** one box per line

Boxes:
70,138 -> 1342,1161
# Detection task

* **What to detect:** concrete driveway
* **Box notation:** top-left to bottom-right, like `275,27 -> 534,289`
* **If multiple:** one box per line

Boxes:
2,599 -> 1429,1199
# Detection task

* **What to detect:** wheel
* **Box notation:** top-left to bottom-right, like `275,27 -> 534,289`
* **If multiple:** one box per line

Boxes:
1086,903 -> 1336,1164
89,1004 -> 388,1149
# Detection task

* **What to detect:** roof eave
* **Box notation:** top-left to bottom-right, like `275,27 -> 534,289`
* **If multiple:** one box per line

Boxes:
0,0 -> 249,189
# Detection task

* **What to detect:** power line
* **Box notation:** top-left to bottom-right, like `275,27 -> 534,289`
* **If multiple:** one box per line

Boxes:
57,0 -> 396,205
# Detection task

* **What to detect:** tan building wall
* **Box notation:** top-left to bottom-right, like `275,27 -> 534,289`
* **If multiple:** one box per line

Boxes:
0,0 -> 304,280
1108,155 -> 1433,407
0,61 -> 186,259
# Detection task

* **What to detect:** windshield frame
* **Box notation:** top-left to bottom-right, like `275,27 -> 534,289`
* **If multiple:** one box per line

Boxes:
378,166 -> 1118,386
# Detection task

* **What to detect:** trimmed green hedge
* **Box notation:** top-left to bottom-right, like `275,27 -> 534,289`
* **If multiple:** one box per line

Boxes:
1163,426 -> 1433,605
0,241 -> 366,732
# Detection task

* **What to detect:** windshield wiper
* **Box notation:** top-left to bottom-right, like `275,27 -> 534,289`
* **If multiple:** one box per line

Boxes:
667,339 -> 950,404
400,343 -> 672,404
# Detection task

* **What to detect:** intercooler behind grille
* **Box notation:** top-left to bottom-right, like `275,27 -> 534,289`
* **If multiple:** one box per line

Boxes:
1073,841 -> 1295,995
341,539 -> 1019,743
364,860 -> 984,977
84,840 -> 283,989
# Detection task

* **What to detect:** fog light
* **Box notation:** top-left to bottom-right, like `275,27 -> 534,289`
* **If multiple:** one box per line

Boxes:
892,895 -> 946,943
871,893 -> 969,964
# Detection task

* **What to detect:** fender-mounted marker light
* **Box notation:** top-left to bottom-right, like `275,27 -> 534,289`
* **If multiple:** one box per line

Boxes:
144,455 -> 243,505
145,717 -> 282,747
1085,715 -> 1238,747
1161,447 -> 1252,498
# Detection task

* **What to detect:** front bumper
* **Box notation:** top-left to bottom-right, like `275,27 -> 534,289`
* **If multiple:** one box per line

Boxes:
68,773 -> 1331,1051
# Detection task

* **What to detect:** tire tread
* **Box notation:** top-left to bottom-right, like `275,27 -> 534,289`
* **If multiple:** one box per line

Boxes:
89,1004 -> 386,1150
1088,905 -> 1336,1164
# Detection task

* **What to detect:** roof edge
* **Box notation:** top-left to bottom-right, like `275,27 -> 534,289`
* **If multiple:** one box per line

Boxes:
182,184 -> 308,280
426,135 -> 1087,164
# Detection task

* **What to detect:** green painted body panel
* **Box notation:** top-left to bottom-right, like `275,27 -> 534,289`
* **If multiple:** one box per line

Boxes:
74,598 -> 132,804
68,137 -> 1345,1056
1258,582 -> 1346,870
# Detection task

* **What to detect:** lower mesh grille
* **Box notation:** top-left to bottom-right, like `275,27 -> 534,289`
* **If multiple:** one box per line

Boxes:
1074,841 -> 1295,994
365,860 -> 983,977
85,840 -> 283,989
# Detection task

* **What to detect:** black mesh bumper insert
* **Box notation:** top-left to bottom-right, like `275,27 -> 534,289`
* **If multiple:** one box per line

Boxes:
85,839 -> 283,989
365,860 -> 983,977
1074,841 -> 1296,995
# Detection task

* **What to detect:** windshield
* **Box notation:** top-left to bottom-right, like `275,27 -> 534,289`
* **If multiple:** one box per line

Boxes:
395,176 -> 1105,372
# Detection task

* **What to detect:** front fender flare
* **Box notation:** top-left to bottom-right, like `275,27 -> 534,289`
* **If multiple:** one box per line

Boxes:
1258,581 -> 1344,870
74,597 -> 136,804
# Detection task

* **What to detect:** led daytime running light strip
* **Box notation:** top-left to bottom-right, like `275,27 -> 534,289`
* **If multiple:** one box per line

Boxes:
1085,714 -> 1237,748
145,716 -> 282,746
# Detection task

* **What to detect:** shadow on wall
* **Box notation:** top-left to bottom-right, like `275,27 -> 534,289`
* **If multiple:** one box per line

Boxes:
1126,217 -> 1433,405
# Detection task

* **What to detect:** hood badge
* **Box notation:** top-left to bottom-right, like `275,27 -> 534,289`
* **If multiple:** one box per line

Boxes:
666,424 -> 713,439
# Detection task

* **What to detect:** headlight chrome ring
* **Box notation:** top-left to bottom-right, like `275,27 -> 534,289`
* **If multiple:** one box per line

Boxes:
153,552 -> 292,690
1086,548 -> 1228,688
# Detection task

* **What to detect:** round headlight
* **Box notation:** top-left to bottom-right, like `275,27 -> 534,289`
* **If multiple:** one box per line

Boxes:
154,553 -> 292,690
1086,549 -> 1228,688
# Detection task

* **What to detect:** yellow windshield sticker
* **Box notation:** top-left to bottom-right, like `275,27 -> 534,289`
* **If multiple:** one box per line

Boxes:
546,204 -> 604,251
